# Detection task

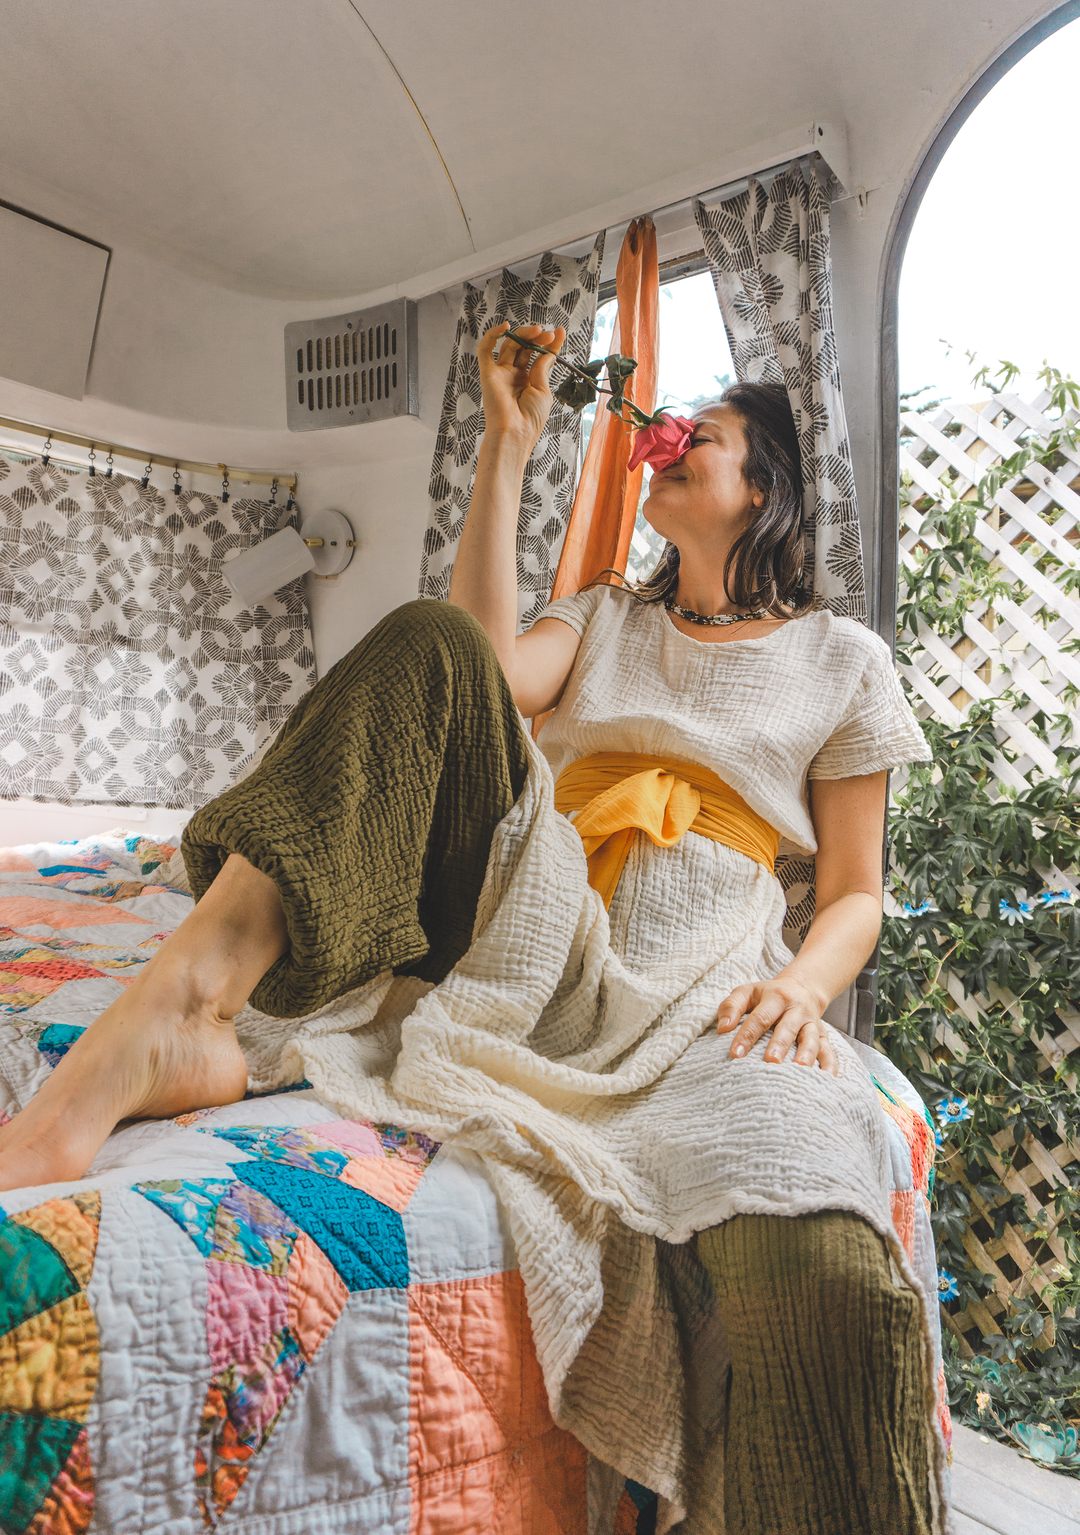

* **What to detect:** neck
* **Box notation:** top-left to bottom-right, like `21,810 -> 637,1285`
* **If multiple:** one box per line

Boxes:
673,553 -> 743,616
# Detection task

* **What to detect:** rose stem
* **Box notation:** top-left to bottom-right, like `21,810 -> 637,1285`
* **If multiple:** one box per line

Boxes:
503,329 -> 659,429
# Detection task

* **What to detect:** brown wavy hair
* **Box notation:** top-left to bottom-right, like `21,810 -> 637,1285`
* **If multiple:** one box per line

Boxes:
632,382 -> 811,616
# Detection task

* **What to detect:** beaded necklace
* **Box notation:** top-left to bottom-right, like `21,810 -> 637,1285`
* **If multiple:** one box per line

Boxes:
665,596 -> 771,627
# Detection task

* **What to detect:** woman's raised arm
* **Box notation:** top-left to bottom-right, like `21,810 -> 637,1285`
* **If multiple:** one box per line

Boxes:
448,322 -> 582,718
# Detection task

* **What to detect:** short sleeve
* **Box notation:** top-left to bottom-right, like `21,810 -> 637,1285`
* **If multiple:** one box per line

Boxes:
808,637 -> 930,779
535,585 -> 606,638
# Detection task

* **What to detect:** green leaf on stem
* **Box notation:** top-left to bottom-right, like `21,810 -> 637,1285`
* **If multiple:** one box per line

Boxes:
554,375 -> 599,411
604,354 -> 638,393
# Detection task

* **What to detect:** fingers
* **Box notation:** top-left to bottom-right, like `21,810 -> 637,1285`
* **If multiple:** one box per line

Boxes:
817,1030 -> 838,1076
718,984 -> 840,1076
716,984 -> 754,1032
728,993 -> 787,1059
478,321 -> 511,363
771,1017 -> 837,1074
766,1011 -> 811,1065
481,322 -> 563,381
530,326 -> 566,390
479,321 -> 527,373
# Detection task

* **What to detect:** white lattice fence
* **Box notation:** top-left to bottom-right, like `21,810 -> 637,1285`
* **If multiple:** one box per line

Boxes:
896,388 -> 1080,1357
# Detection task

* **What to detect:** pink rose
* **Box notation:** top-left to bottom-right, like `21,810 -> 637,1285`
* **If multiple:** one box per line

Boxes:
627,414 -> 695,473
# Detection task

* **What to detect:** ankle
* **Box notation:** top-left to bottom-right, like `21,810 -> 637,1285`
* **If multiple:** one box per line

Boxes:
138,944 -> 237,1023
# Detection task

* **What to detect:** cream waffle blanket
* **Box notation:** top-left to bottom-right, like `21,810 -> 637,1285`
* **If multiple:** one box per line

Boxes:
243,729 -> 950,1532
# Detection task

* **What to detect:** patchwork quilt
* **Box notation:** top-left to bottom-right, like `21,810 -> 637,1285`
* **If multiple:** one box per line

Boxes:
0,835 -> 590,1535
0,833 -> 950,1535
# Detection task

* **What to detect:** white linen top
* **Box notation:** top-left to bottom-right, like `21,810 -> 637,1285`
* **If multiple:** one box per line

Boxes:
536,585 -> 929,855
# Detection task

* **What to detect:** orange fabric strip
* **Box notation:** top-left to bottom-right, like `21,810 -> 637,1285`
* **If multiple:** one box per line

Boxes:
547,218 -> 659,607
554,752 -> 779,909
532,218 -> 660,740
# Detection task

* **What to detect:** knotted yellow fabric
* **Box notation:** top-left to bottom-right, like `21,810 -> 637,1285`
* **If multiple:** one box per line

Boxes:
553,751 -> 779,909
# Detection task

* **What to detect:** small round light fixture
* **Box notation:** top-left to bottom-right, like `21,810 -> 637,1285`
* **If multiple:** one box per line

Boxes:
222,508 -> 357,607
300,508 -> 357,577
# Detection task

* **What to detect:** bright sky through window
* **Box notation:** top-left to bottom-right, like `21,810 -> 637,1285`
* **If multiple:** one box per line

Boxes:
899,15 -> 1080,405
586,269 -> 734,426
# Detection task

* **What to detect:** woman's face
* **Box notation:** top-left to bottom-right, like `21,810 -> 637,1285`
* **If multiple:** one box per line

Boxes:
642,404 -> 763,548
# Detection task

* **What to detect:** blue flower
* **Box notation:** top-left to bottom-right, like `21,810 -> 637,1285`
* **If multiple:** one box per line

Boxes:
1037,889 -> 1077,908
901,898 -> 936,917
999,899 -> 1033,925
938,1270 -> 959,1301
934,1128 -> 945,1149
936,1096 -> 973,1127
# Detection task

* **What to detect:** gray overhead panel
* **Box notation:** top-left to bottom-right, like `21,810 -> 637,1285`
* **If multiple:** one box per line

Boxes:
285,300 -> 417,431
0,207 -> 109,400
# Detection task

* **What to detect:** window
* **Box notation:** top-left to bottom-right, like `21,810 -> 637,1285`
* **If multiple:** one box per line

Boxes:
582,265 -> 735,580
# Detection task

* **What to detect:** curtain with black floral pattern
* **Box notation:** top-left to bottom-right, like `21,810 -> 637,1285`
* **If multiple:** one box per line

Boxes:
0,452 -> 314,809
695,159 -> 866,623
695,161 -> 865,951
419,236 -> 604,630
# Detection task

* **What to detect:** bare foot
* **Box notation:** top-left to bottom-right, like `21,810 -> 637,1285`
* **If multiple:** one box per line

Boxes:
0,954 -> 249,1191
0,853 -> 288,1192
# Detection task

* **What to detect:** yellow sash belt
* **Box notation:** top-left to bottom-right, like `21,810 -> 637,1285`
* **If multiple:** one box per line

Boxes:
553,752 -> 779,909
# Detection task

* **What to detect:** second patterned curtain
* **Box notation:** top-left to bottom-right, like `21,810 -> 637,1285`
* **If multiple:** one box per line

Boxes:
695,159 -> 866,947
418,238 -> 604,630
694,159 -> 866,622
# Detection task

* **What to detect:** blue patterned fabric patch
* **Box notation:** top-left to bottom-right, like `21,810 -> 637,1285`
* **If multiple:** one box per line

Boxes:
36,1023 -> 86,1063
209,1125 -> 351,1180
375,1123 -> 440,1165
233,1161 -> 409,1291
242,1079 -> 312,1100
136,1179 -> 234,1258
211,1182 -> 299,1273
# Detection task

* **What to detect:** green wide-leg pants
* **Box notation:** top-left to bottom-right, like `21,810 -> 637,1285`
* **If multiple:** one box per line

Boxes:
182,599 -> 530,1017
697,1212 -> 934,1535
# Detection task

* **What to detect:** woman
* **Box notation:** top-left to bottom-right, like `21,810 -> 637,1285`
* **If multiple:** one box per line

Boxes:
0,324 -> 941,1533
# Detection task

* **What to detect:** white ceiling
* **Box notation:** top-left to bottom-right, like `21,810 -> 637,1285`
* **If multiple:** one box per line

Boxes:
0,0 -> 1054,300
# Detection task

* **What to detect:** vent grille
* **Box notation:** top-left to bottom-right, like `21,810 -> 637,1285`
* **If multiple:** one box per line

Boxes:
284,299 -> 417,432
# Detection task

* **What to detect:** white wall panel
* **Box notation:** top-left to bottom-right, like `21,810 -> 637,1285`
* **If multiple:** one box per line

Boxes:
0,207 -> 108,399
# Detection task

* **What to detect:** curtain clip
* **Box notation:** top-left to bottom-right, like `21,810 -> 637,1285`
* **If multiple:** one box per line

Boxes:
41,436 -> 52,467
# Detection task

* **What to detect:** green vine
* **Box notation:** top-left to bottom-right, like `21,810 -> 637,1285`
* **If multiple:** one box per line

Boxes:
879,360 -> 1080,1473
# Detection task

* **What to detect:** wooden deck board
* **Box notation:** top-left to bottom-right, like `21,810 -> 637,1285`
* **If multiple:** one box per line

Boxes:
952,1513 -> 1005,1535
950,1423 -> 1080,1534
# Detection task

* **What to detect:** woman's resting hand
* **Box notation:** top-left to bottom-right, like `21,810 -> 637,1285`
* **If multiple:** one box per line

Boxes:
713,775 -> 888,1080
716,979 -> 839,1075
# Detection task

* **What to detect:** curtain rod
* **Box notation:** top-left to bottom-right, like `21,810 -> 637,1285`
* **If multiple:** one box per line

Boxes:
0,411 -> 298,489
597,249 -> 709,308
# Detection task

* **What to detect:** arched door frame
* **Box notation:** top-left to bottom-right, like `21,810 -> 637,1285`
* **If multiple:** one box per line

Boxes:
874,0 -> 1080,643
